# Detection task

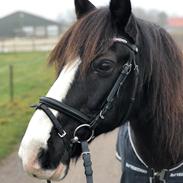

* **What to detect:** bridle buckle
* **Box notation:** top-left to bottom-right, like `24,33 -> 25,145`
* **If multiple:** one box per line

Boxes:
99,110 -> 105,119
58,130 -> 67,138
122,63 -> 132,75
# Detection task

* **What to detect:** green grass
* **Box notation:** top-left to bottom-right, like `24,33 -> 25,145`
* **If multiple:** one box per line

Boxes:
0,52 -> 55,159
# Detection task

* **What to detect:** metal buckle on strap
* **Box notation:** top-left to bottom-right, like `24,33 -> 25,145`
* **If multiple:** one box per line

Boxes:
99,110 -> 105,120
58,130 -> 67,138
149,169 -> 167,183
156,169 -> 167,183
122,63 -> 132,75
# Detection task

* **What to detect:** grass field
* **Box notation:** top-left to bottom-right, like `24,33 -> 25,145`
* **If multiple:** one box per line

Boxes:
0,52 -> 55,160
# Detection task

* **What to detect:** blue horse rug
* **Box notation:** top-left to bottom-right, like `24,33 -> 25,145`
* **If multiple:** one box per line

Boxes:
116,122 -> 183,183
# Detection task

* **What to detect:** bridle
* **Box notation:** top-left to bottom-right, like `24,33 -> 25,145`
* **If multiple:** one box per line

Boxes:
31,38 -> 139,183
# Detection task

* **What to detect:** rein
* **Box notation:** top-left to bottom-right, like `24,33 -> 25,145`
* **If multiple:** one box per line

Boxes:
32,38 -> 139,183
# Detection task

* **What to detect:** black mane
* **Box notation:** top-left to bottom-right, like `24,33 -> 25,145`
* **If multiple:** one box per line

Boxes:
131,18 -> 183,170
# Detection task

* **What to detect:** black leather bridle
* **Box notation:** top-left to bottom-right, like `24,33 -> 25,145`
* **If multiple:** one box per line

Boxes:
32,38 -> 139,183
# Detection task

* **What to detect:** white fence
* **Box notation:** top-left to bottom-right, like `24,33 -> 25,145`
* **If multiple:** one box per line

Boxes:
0,37 -> 60,52
0,34 -> 182,53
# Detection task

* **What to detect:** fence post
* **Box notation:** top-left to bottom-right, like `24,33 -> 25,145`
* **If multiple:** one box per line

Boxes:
13,38 -> 17,53
9,65 -> 14,102
32,37 -> 36,51
1,39 -> 5,53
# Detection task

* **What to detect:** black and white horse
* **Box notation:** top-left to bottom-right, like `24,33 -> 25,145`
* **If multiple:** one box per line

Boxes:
19,0 -> 183,182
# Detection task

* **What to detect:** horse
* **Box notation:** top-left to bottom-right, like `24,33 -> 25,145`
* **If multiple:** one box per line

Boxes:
18,0 -> 183,182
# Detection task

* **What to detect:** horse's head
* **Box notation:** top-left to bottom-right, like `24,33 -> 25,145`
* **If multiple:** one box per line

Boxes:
19,0 -> 139,181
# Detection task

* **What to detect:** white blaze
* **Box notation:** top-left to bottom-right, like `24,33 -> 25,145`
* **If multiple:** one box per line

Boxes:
18,59 -> 80,179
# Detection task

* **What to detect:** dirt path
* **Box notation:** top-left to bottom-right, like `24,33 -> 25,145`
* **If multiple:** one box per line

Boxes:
0,130 -> 121,183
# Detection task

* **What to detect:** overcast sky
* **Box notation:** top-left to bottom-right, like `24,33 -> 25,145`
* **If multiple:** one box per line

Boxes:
0,0 -> 182,20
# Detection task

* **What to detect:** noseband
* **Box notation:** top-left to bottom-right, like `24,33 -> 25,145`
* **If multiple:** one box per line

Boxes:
32,38 -> 139,183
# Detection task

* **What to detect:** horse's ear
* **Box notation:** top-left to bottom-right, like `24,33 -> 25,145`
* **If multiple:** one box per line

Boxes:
74,0 -> 96,19
109,0 -> 132,29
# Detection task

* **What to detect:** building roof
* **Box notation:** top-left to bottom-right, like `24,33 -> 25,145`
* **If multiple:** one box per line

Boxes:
168,17 -> 183,27
0,11 -> 61,38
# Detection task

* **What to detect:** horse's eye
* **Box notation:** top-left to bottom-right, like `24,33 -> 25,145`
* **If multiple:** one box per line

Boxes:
92,60 -> 114,73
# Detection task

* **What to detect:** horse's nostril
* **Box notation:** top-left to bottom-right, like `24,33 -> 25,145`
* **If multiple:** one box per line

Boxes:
33,174 -> 37,178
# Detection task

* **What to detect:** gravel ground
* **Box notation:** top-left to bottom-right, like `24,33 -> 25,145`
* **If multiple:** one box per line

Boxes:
0,130 -> 121,183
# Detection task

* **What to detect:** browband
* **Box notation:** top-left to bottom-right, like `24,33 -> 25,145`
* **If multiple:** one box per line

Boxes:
113,38 -> 139,54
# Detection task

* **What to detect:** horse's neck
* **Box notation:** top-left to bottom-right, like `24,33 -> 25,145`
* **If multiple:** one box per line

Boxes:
130,119 -> 183,171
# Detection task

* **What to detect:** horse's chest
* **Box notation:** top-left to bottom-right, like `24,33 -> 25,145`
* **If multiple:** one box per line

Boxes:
116,123 -> 183,183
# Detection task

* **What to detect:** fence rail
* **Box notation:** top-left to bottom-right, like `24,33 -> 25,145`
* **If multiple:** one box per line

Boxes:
0,33 -> 182,53
0,37 -> 59,53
